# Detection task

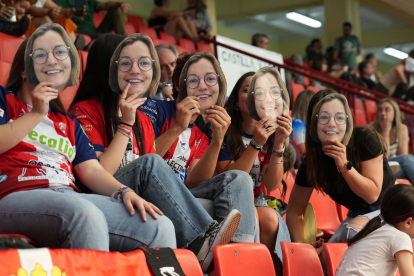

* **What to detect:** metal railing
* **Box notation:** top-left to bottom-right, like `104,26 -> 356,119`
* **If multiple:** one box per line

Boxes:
200,35 -> 414,153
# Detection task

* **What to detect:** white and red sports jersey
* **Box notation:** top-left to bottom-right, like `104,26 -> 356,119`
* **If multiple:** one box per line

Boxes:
71,98 -> 156,169
216,131 -> 270,198
140,99 -> 209,182
0,86 -> 97,200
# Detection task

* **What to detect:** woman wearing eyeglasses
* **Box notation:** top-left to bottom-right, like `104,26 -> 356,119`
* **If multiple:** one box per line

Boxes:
139,51 -> 258,247
212,68 -> 292,275
286,91 -> 395,257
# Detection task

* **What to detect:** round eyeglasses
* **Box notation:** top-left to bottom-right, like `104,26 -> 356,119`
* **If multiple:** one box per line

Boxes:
30,45 -> 70,64
116,56 -> 155,72
185,73 -> 219,89
316,111 -> 348,125
252,87 -> 282,101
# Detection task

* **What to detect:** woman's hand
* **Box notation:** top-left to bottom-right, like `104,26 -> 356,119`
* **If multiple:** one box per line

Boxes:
31,82 -> 58,117
274,114 -> 292,147
118,84 -> 146,125
48,6 -> 61,18
206,105 -> 231,144
311,238 -> 324,256
123,192 -> 164,222
322,139 -> 348,171
253,116 -> 277,146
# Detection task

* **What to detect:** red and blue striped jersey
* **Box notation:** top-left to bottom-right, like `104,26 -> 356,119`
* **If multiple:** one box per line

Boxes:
0,86 -> 97,199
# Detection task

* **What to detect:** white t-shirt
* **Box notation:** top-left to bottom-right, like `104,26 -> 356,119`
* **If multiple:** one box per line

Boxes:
336,224 -> 413,276
405,57 -> 414,88
34,0 -> 46,8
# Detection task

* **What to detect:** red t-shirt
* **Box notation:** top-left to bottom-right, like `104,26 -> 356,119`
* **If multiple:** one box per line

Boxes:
71,98 -> 156,169
0,87 -> 97,200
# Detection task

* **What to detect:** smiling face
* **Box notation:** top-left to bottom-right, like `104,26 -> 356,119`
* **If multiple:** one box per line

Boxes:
32,30 -> 71,92
117,41 -> 153,97
253,73 -> 284,121
186,58 -> 219,114
238,76 -> 252,116
316,99 -> 347,145
378,101 -> 395,125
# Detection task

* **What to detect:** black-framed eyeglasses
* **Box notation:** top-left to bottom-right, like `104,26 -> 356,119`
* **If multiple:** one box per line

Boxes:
252,87 -> 282,101
116,56 -> 155,72
185,72 -> 219,89
30,45 -> 70,64
316,111 -> 348,125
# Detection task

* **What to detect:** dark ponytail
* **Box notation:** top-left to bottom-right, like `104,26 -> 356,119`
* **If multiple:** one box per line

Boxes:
348,184 -> 414,245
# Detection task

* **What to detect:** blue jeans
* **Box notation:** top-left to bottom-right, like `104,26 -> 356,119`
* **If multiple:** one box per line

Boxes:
0,188 -> 176,251
389,155 -> 414,184
189,170 -> 257,243
114,154 -> 215,248
116,154 -> 257,244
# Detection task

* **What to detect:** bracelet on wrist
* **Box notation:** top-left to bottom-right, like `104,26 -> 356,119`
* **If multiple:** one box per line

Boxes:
111,186 -> 134,202
120,122 -> 133,128
270,157 -> 283,164
249,139 -> 263,151
272,146 -> 285,157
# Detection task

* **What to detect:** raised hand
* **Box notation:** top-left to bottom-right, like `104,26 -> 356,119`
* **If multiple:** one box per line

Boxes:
253,116 -> 277,147
322,139 -> 348,171
274,114 -> 292,147
118,83 -> 146,125
205,105 -> 231,143
30,82 -> 58,117
174,96 -> 200,132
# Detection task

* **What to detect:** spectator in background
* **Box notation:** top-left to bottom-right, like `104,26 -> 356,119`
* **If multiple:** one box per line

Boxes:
365,53 -> 382,81
358,61 -> 376,90
252,33 -> 268,50
290,90 -> 314,167
185,0 -> 212,36
150,44 -> 178,100
0,0 -> 30,37
150,0 -> 198,42
54,0 -> 130,39
333,22 -> 361,70
306,38 -> 324,63
310,56 -> 328,90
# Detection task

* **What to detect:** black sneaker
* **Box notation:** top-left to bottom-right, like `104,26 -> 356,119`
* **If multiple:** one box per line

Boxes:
1,15 -> 30,37
186,209 -> 241,273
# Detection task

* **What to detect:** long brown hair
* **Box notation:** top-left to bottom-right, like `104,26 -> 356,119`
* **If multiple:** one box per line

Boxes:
178,52 -> 226,107
348,184 -> 414,245
291,90 -> 314,122
372,98 -> 402,149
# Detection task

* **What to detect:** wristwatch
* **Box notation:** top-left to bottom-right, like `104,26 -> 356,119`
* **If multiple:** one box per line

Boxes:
162,81 -> 172,88
338,161 -> 352,173
272,146 -> 285,157
249,139 -> 262,151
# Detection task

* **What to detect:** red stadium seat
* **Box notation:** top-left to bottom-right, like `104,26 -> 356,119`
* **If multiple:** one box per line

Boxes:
281,242 -> 324,276
0,33 -> 25,63
0,60 -> 11,87
93,11 -> 105,28
178,37 -> 196,53
82,34 -> 92,47
151,38 -> 169,46
77,50 -> 88,79
213,244 -> 276,276
124,22 -> 136,35
309,190 -> 341,238
354,108 -> 368,126
290,80 -> 305,106
0,248 -> 203,276
138,26 -> 158,41
127,14 -> 146,30
60,84 -> 79,110
336,203 -> 348,222
302,76 -> 310,86
196,42 -> 213,53
323,243 -> 348,276
397,179 -> 412,185
364,99 -> 377,123
159,31 -> 177,45
306,85 -> 320,93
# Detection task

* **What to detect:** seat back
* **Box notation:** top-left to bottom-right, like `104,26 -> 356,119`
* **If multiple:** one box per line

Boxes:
323,243 -> 348,276
0,60 -> 11,87
60,84 -> 79,110
0,248 -> 203,276
213,244 -> 276,276
124,22 -> 136,35
138,26 -> 158,41
306,85 -> 321,93
0,33 -> 25,63
281,242 -> 324,276
309,190 -> 341,237
196,42 -> 213,53
127,15 -> 146,30
77,50 -> 88,80
159,31 -> 177,45
178,37 -> 196,53
336,203 -> 348,222
93,11 -> 105,28
290,80 -> 305,106
364,99 -> 377,123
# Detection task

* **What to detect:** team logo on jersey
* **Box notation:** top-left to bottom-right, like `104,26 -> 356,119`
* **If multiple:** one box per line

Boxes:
195,139 -> 200,149
260,156 -> 264,162
19,108 -> 26,117
147,100 -> 156,107
0,174 -> 7,182
0,108 -> 4,117
180,141 -> 186,150
59,122 -> 66,134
